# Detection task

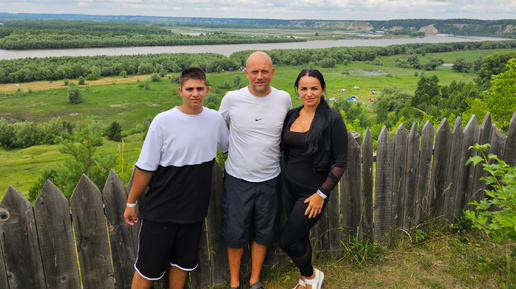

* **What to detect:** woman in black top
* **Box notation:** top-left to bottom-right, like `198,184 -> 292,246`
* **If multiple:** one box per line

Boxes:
280,69 -> 348,289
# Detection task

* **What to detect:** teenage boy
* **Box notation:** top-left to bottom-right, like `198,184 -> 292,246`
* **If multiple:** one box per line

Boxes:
124,67 -> 229,289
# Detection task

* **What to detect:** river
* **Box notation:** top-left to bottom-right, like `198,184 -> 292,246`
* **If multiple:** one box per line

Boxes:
0,35 -> 511,60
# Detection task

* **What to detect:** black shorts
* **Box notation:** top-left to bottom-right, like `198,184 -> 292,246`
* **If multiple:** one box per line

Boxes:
134,219 -> 203,280
221,173 -> 281,248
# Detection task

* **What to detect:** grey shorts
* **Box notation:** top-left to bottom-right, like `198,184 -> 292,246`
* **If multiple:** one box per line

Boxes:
221,172 -> 282,248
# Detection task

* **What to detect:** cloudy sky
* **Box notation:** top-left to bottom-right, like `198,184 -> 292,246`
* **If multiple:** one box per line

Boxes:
1,0 -> 515,21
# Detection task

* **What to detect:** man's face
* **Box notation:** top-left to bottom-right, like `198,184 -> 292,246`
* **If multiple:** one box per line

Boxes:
244,53 -> 275,97
178,78 -> 209,114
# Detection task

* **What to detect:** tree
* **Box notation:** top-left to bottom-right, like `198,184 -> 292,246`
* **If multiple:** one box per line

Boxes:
483,58 -> 516,131
67,82 -> 83,104
56,117 -> 115,198
105,121 -> 122,141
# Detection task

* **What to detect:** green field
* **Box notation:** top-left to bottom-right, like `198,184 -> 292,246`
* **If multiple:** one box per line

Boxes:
0,48 -> 513,200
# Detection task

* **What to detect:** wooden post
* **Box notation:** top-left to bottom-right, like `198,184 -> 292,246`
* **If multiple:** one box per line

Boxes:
34,181 -> 81,289
361,128 -> 374,243
403,122 -> 420,229
103,170 -> 138,289
374,126 -> 394,244
0,186 -> 46,289
70,174 -> 115,289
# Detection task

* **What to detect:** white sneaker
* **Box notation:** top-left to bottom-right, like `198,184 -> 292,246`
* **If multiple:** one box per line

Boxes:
293,278 -> 306,289
304,268 -> 324,289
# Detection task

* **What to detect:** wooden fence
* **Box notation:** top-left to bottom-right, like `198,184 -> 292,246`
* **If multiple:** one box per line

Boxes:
1,111 -> 515,289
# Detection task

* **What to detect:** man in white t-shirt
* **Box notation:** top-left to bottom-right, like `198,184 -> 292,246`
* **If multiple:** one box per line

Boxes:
124,67 -> 229,289
219,51 -> 292,289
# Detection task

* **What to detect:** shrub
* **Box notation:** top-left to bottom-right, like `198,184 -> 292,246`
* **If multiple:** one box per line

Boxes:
64,79 -> 70,85
144,79 -> 151,90
67,82 -> 84,104
465,143 -> 516,243
78,76 -> 85,85
150,73 -> 161,82
119,70 -> 128,78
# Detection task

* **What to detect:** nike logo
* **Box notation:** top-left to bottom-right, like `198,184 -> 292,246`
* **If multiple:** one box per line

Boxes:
255,118 -> 263,121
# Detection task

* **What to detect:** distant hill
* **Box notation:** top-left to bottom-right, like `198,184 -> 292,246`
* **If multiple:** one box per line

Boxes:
1,13 -> 515,38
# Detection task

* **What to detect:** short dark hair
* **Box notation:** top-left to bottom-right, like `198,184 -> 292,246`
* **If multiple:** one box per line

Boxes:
179,67 -> 207,87
294,68 -> 326,92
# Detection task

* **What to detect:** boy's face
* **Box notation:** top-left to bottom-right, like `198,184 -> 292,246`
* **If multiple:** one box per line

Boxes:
178,78 -> 209,114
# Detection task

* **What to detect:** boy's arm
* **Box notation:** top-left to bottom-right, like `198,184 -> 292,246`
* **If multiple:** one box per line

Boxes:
123,168 -> 154,226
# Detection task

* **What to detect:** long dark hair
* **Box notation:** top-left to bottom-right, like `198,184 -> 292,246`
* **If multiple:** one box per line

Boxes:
294,69 -> 332,155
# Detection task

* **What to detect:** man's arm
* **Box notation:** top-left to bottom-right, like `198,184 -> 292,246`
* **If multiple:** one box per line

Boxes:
123,168 -> 154,226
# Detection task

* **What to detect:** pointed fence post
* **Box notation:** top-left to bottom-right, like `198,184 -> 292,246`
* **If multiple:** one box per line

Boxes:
414,121 -> 434,226
430,118 -> 452,219
361,128 -> 374,243
103,170 -> 137,289
373,126 -> 394,245
392,123 -> 408,229
34,180 -> 81,289
0,186 -> 46,289
70,174 -> 115,289
404,122 -> 420,229
443,117 -> 464,225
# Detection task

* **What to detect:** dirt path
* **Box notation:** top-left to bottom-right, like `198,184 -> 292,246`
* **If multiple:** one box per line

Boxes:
0,75 -> 154,93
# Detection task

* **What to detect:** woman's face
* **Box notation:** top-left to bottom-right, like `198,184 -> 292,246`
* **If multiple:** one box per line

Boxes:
297,75 -> 324,109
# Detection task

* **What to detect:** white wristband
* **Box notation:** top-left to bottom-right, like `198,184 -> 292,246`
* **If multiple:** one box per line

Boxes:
126,202 -> 137,208
316,190 -> 327,200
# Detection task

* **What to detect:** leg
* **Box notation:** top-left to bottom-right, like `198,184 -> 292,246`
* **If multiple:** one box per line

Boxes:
131,270 -> 153,289
169,266 -> 188,289
227,247 -> 244,287
249,241 -> 268,285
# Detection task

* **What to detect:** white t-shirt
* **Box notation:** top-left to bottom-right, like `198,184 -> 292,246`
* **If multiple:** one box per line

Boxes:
219,86 -> 292,182
136,107 -> 229,170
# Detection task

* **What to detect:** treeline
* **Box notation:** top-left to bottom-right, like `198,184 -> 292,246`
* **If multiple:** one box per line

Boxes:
2,40 -> 516,84
0,20 -> 302,50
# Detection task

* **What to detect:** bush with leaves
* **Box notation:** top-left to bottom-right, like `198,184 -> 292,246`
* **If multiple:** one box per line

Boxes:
465,143 -> 516,243
78,76 -> 85,85
67,82 -> 83,104
150,73 -> 161,82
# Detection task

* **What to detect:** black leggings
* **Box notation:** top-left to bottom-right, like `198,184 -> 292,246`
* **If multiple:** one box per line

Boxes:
279,187 -> 328,277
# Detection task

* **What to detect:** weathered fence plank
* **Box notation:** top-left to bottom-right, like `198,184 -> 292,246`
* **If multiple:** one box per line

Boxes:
0,186 -> 46,289
341,130 -> 362,241
361,128 -> 374,242
467,114 -> 492,210
374,126 -> 394,244
393,123 -> 408,229
457,115 -> 480,216
504,110 -> 516,166
34,181 -> 81,289
414,121 -> 434,225
430,118 -> 452,219
103,170 -> 137,289
443,117 -> 464,224
403,122 -> 420,229
70,174 -> 115,289
204,162 -> 229,285
328,176 -> 342,252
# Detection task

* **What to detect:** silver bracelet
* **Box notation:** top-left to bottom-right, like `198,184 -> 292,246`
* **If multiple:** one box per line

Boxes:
126,202 -> 137,208
316,190 -> 327,200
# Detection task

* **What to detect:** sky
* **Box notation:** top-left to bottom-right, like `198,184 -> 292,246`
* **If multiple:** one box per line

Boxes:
0,0 -> 515,21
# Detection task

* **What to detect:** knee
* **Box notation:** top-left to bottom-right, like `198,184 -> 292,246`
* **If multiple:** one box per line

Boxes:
279,233 -> 294,253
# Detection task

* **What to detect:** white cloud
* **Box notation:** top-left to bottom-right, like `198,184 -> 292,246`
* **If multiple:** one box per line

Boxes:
0,0 -> 514,19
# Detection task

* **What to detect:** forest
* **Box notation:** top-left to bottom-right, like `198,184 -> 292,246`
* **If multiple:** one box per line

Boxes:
1,39 -> 516,84
0,20 -> 302,49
